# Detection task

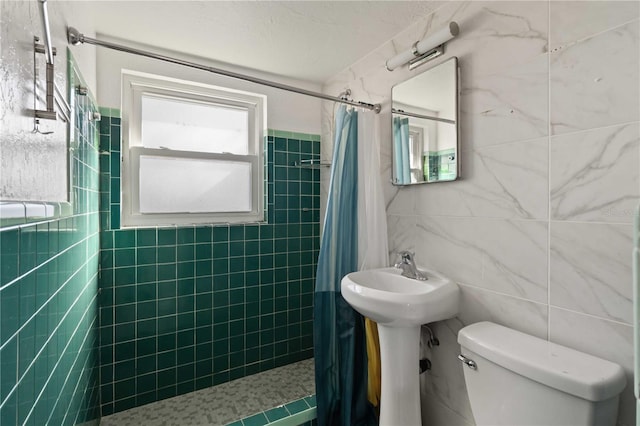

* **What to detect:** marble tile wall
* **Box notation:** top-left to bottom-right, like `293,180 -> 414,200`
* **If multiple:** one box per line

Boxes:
321,2 -> 640,425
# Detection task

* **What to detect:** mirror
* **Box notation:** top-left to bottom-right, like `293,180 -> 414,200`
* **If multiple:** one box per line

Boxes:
391,57 -> 459,185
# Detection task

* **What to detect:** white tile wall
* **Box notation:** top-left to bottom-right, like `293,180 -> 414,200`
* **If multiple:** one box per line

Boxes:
322,1 -> 640,425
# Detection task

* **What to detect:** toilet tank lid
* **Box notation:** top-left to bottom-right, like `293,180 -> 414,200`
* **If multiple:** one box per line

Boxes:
458,322 -> 626,402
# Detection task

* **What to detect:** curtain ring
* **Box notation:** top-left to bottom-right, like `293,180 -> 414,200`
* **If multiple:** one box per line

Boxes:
411,41 -> 420,57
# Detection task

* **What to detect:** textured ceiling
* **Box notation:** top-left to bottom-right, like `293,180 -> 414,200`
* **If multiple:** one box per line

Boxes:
62,1 -> 440,83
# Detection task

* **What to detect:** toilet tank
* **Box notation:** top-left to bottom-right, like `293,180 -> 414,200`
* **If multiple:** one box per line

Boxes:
458,322 -> 626,426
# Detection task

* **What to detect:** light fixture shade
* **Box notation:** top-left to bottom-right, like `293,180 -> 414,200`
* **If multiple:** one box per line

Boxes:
386,22 -> 459,71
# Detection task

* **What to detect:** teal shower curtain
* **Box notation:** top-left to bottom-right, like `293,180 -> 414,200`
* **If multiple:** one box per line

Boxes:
393,116 -> 411,184
314,105 -> 376,426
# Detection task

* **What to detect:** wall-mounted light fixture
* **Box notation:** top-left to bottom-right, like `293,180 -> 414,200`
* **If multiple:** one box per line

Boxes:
386,22 -> 459,71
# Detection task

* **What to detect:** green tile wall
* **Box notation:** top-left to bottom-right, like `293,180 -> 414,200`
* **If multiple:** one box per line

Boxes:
98,119 -> 320,415
0,64 -> 100,424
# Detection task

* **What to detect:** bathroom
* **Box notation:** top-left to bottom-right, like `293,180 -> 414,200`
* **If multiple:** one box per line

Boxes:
1,1 -> 639,425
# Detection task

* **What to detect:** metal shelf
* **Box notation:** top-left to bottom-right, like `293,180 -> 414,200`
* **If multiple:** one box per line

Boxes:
294,159 -> 331,169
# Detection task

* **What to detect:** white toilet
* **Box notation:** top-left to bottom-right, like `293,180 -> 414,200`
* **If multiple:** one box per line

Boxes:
458,321 -> 627,426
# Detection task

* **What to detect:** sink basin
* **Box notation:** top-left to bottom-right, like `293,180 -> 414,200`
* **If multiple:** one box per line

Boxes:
341,266 -> 459,327
341,266 -> 459,426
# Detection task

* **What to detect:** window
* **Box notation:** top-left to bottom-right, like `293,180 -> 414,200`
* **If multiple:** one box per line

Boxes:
121,71 -> 266,227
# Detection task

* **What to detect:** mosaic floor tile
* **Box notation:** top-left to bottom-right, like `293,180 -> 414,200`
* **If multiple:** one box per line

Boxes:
100,359 -> 314,426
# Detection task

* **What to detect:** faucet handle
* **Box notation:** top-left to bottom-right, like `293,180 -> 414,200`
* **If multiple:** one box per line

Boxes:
396,250 -> 415,262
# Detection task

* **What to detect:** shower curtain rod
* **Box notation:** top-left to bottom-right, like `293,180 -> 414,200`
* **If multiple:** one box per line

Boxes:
391,108 -> 455,124
67,27 -> 381,114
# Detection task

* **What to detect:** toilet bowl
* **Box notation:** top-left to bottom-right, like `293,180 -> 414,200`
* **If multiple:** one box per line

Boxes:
458,322 -> 626,426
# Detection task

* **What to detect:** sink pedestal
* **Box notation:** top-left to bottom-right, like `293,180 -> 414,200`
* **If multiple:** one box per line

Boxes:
340,267 -> 459,425
378,325 -> 421,426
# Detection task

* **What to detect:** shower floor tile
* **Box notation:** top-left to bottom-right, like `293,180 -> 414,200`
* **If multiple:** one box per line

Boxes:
100,359 -> 315,426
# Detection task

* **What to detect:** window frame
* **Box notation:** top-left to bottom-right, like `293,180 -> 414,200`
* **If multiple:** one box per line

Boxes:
121,70 -> 266,227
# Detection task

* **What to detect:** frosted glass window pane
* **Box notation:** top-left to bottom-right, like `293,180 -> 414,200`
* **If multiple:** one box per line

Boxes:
139,156 -> 252,213
141,95 -> 249,154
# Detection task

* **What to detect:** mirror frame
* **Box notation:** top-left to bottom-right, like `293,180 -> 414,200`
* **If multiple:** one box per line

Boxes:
391,56 -> 460,186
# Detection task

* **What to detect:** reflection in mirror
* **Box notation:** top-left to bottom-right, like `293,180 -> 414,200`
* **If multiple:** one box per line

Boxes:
391,57 -> 458,185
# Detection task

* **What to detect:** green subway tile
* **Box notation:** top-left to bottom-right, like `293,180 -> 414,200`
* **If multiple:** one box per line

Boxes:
158,264 -> 176,280
212,243 -> 228,258
114,267 -> 136,286
157,334 -> 176,353
158,228 -> 177,245
195,260 -> 212,276
229,289 -> 244,305
137,283 -> 156,302
229,305 -> 244,322
115,304 -> 136,323
229,226 -> 244,241
195,227 -> 212,243
274,152 -> 287,166
229,242 -> 244,257
115,285 -> 135,305
157,246 -> 176,263
115,341 -> 136,363
259,225 -> 273,239
115,322 -> 135,342
195,277 -> 212,294
195,244 -> 212,260
136,229 -> 157,246
114,248 -> 136,267
245,225 -> 259,240
212,226 -> 229,242
177,227 -> 195,244
213,290 -> 229,308
246,271 -> 258,286
137,301 -> 157,321
177,245 -> 195,262
177,262 -> 194,279
245,241 -> 259,256
158,281 -> 177,299
274,225 -> 287,239
110,125 -> 121,151
265,406 -> 289,422
241,412 -> 269,426
212,259 -> 228,275
101,230 -> 114,249
259,240 -> 274,255
114,230 -> 135,248
213,323 -> 229,341
178,295 -> 195,313
99,113 -> 111,132
229,258 -> 244,274
136,247 -> 157,265
158,298 -> 177,317
245,256 -> 260,272
136,265 -> 157,284
19,227 -> 37,275
287,139 -> 300,153
274,138 -> 286,151
301,140 -> 313,154
35,223 -> 49,264
110,178 -> 121,203
0,336 -> 18,399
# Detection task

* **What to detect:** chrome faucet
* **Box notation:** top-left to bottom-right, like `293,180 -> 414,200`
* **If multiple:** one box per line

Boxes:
394,251 -> 427,281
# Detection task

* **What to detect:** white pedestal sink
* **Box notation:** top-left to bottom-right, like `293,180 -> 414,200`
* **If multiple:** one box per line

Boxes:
341,267 -> 459,426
